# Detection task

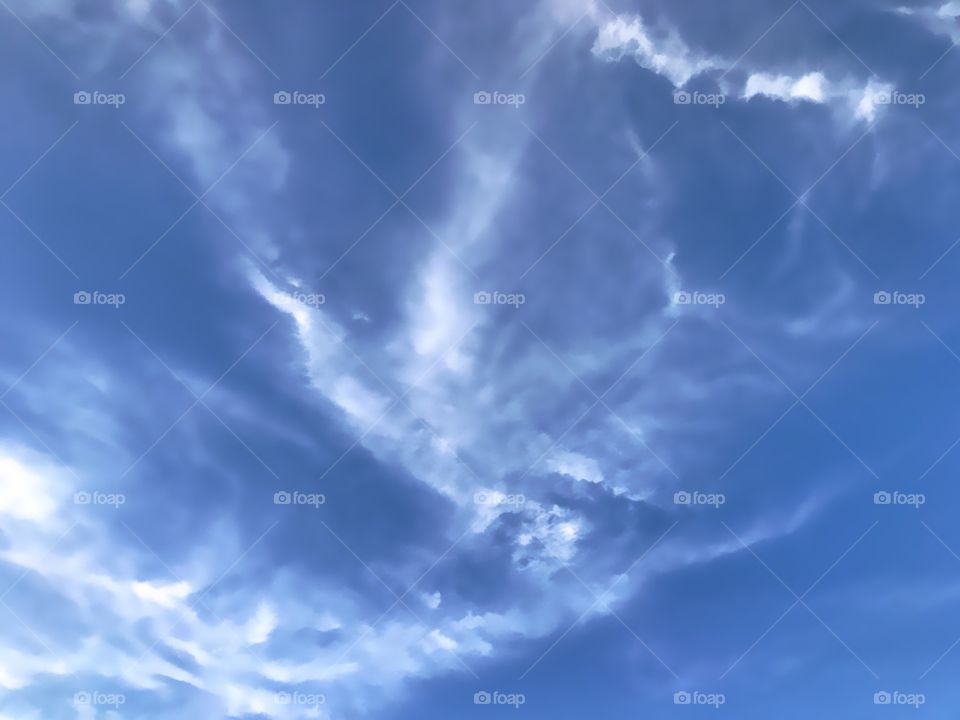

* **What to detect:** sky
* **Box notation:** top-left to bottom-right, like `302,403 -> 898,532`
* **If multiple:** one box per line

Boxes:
2,0 -> 960,717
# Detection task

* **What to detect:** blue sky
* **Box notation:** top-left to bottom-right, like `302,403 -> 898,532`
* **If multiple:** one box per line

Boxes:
2,0 -> 960,717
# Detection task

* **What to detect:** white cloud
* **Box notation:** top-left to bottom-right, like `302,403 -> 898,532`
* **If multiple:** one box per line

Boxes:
516,504 -> 584,565
0,452 -> 61,523
408,256 -> 477,374
896,2 -> 960,42
742,71 -> 894,123
743,72 -> 828,103
544,0 -> 599,24
125,0 -> 154,21
592,15 -> 722,87
939,0 -> 960,17
131,580 -> 193,608
330,376 -> 396,437
589,10 -> 894,124
547,449 -> 604,483
244,602 -> 278,645
427,629 -> 459,652
853,78 -> 899,122
0,2 -> 848,716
